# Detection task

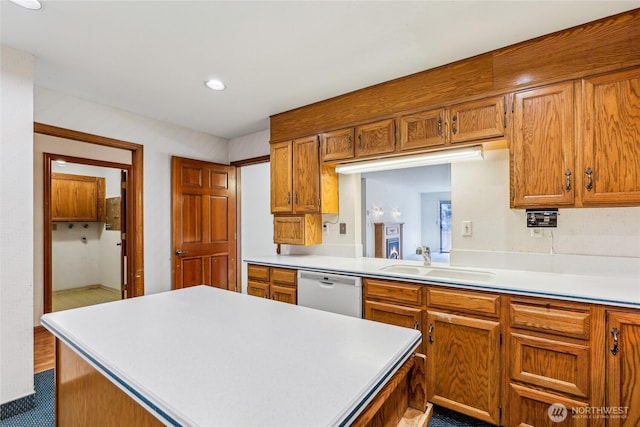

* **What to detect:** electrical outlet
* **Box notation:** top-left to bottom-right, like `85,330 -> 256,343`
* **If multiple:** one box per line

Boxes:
461,221 -> 472,237
530,228 -> 543,238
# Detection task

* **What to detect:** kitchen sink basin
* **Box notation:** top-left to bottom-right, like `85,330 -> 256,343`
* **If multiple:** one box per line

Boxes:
379,265 -> 494,282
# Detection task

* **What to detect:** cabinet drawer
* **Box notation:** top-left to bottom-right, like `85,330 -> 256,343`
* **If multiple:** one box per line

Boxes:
271,267 -> 297,286
364,300 -> 422,330
511,332 -> 590,398
247,264 -> 270,281
427,288 -> 500,318
364,278 -> 423,306
510,303 -> 590,339
509,383 -> 589,427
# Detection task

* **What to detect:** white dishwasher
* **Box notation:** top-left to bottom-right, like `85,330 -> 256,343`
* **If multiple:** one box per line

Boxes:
297,270 -> 362,318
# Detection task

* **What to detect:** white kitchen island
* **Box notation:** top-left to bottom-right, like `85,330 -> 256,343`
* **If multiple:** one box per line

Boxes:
41,285 -> 425,426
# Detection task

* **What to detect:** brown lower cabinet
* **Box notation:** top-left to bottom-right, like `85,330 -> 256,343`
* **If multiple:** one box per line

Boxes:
361,276 -> 640,427
247,264 -> 297,304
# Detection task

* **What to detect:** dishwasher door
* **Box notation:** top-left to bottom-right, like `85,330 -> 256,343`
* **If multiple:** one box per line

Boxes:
297,271 -> 362,318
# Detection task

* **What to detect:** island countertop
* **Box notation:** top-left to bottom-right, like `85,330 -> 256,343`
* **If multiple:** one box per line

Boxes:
244,255 -> 640,309
41,285 -> 421,426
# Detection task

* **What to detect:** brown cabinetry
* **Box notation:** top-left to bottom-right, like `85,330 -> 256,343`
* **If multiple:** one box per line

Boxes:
320,128 -> 355,163
507,297 -> 595,427
270,135 -> 338,245
51,173 -> 106,222
582,68 -> 640,206
605,310 -> 640,427
448,96 -> 507,145
247,264 -> 297,304
363,278 -> 424,353
426,288 -> 502,425
355,119 -> 396,158
510,82 -> 575,208
398,108 -> 446,152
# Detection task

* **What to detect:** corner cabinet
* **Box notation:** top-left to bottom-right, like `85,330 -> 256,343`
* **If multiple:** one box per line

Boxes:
510,82 -> 575,208
51,173 -> 106,222
582,68 -> 640,206
270,135 -> 338,246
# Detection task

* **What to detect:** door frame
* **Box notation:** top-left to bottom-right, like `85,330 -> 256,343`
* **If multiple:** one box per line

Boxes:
37,123 -> 144,313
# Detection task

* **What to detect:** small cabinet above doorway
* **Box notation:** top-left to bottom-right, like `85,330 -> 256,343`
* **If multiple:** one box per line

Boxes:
51,173 -> 106,222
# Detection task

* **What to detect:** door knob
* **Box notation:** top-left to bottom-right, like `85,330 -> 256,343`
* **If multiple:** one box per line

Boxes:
175,249 -> 188,256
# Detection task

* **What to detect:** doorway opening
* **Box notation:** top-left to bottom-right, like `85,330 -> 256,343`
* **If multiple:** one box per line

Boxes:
38,123 -> 144,314
49,159 -> 128,311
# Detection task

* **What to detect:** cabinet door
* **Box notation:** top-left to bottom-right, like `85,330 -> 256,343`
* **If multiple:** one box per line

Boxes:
292,136 -> 320,213
449,96 -> 506,144
52,173 -> 105,221
271,284 -> 296,305
273,215 -> 322,245
426,310 -> 501,425
606,311 -> 640,427
582,68 -> 640,206
247,280 -> 269,299
399,109 -> 446,152
355,119 -> 396,158
320,128 -> 355,163
270,141 -> 293,213
509,383 -> 589,427
511,82 -> 575,207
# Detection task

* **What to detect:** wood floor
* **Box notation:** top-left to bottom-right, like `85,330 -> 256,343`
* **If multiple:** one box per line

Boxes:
35,326 -> 55,373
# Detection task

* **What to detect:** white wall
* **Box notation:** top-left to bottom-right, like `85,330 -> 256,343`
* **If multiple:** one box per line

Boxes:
239,162 -> 276,293
450,149 -> 640,276
34,87 -> 229,304
1,46 -> 35,406
229,129 -> 270,162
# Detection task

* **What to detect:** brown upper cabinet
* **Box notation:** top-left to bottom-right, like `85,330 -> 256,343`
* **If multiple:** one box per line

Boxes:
511,82 -> 575,208
270,136 -> 338,214
581,67 -> 640,206
320,128 -> 355,163
399,96 -> 507,153
51,173 -> 106,222
355,119 -> 396,158
448,96 -> 507,145
511,67 -> 640,208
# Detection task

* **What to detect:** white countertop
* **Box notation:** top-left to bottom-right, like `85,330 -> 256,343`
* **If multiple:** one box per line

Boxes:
244,255 -> 640,308
41,285 -> 421,427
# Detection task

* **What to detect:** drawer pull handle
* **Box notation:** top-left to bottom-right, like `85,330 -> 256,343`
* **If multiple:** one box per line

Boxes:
428,323 -> 434,344
451,113 -> 458,135
348,135 -> 352,149
437,117 -> 443,137
585,167 -> 593,191
286,192 -> 291,205
611,327 -> 619,356
564,169 -> 572,192
413,320 -> 419,330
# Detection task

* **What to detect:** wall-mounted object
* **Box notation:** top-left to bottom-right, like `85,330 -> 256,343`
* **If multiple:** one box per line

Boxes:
105,197 -> 121,231
526,208 -> 558,228
52,173 -> 106,222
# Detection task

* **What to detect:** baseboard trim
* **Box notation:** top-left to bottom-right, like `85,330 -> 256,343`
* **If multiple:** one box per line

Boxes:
0,393 -> 35,420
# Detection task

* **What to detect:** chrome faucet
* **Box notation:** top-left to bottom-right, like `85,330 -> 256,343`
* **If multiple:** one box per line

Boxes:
417,245 -> 431,266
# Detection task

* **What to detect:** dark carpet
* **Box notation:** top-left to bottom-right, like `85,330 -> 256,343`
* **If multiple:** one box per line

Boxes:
0,370 -> 54,427
0,370 -> 490,426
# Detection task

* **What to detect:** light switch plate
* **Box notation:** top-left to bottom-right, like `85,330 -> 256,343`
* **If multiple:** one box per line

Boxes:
339,223 -> 346,234
461,221 -> 472,237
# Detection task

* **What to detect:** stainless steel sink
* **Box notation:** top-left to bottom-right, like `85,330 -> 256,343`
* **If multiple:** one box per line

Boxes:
379,265 -> 494,281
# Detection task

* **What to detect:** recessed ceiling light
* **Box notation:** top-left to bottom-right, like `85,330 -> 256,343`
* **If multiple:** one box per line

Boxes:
55,159 -> 67,166
9,0 -> 42,10
204,79 -> 226,91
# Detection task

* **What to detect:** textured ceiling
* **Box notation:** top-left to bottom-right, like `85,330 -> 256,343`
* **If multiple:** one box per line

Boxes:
2,1 -> 637,139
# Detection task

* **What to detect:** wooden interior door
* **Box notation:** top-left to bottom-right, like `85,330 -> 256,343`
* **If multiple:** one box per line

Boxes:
172,157 -> 237,290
